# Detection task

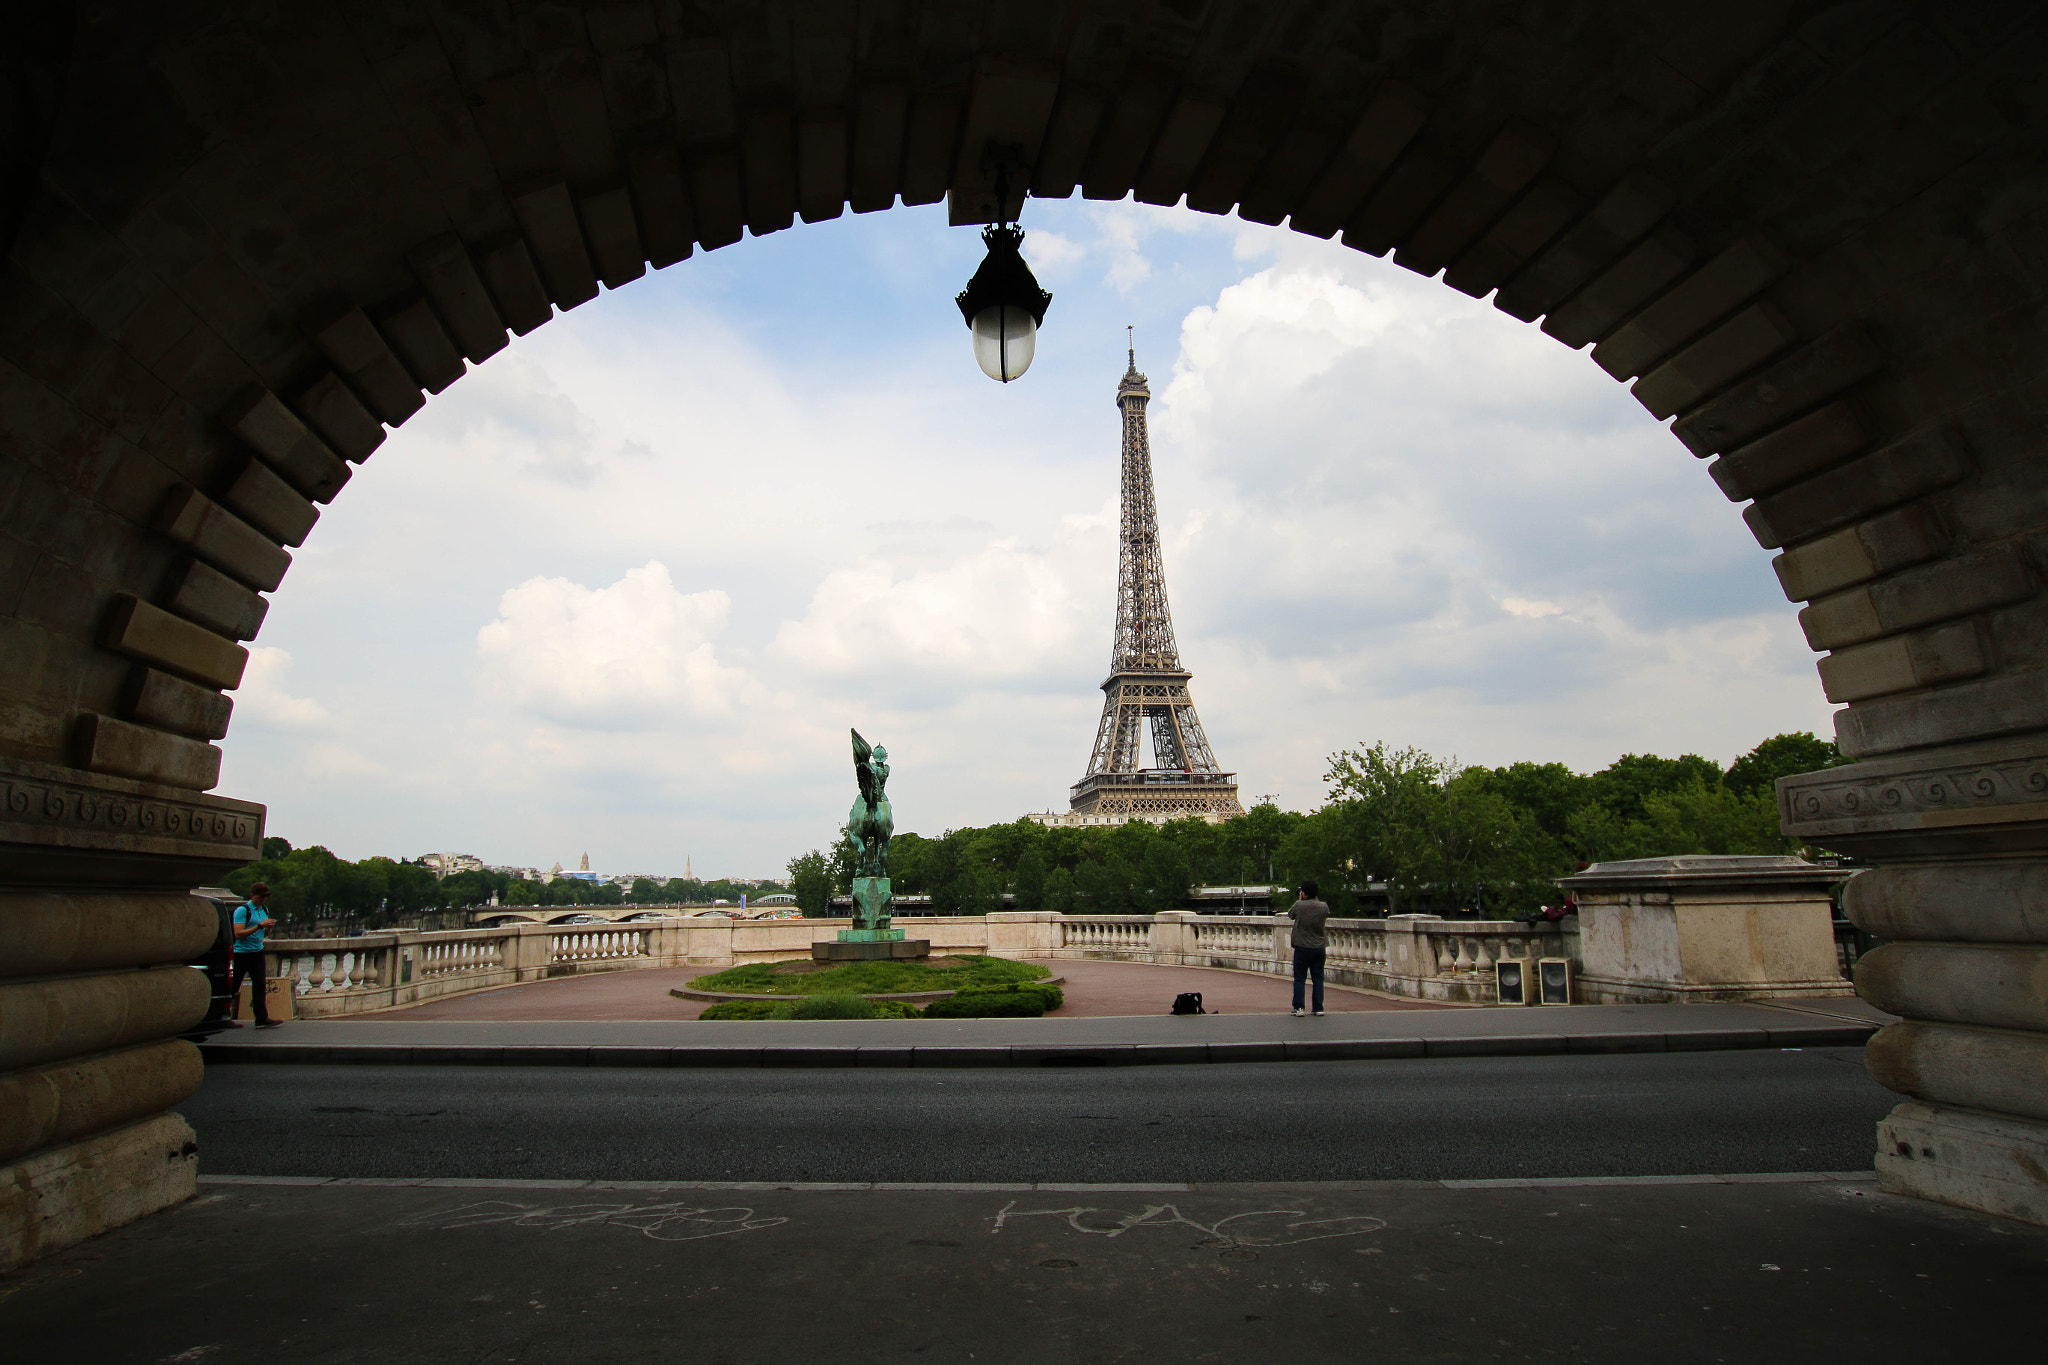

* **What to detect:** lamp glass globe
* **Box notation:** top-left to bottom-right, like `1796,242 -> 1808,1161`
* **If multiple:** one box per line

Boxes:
970,304 -> 1037,382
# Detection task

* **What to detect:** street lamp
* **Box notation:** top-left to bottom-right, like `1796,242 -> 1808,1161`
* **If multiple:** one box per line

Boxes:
955,162 -> 1052,382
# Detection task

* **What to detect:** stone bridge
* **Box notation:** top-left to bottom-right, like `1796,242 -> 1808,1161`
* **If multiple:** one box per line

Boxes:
5,0 -> 2048,1269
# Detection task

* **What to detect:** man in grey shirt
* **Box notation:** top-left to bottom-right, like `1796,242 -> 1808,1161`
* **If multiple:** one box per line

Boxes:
1289,881 -> 1331,1016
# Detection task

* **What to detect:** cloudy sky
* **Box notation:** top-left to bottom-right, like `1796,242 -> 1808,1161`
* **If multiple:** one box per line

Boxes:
219,198 -> 1835,878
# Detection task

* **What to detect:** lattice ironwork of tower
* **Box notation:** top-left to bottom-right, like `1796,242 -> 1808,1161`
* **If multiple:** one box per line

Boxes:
1067,346 -> 1243,823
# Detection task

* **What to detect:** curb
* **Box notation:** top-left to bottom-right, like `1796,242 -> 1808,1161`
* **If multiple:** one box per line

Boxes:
671,975 -> 1068,1004
197,1022 -> 1876,1068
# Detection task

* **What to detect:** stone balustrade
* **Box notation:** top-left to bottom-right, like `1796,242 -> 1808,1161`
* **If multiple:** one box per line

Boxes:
1053,911 -> 1576,1005
264,892 -> 1855,1017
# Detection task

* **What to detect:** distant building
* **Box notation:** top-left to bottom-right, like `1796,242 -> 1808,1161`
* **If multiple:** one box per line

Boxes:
1022,809 -> 1234,829
417,852 -> 485,878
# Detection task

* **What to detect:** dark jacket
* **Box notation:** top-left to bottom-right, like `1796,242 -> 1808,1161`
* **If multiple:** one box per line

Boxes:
1288,899 -> 1331,949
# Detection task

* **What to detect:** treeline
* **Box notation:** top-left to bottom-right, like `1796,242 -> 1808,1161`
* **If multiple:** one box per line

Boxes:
783,732 -> 1841,919
220,839 -> 785,930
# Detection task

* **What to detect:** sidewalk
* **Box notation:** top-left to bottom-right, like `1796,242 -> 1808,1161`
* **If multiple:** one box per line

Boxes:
1,1174 -> 2031,1361
200,993 -> 1890,1068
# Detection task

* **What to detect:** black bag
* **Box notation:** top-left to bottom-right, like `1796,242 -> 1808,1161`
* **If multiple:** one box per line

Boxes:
1171,991 -> 1205,1015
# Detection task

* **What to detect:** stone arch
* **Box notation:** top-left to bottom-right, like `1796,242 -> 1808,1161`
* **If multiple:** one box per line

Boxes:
5,2 -> 2048,1263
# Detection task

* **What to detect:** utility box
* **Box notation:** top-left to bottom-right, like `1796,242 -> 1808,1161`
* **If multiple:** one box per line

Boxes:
1494,958 -> 1531,1005
1536,957 -> 1573,1005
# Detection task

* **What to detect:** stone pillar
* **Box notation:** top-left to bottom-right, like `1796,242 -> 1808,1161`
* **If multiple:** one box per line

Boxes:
0,757 -> 262,1272
1148,911 -> 1195,965
1557,856 -> 1852,1004
1783,742 -> 2048,1228
508,922 -> 555,981
985,911 -> 1059,959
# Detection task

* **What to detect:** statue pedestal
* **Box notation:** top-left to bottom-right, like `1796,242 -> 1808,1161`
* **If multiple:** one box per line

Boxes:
814,938 -> 932,961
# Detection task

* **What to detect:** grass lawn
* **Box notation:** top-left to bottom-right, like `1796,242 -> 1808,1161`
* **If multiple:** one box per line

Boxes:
689,954 -> 1050,996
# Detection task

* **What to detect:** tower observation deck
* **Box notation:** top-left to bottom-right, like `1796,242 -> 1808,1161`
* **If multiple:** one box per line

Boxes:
1051,344 -> 1243,826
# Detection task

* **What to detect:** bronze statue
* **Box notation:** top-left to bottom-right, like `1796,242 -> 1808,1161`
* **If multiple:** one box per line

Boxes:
847,729 -> 895,932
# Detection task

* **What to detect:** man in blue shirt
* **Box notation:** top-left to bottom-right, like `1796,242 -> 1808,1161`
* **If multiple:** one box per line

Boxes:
232,883 -> 282,1028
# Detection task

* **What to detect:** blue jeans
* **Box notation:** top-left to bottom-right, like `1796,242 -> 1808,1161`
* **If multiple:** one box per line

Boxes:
1292,945 -> 1326,1012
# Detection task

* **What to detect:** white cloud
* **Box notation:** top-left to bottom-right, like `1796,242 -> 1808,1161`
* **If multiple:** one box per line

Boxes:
477,562 -> 757,726
234,648 -> 330,729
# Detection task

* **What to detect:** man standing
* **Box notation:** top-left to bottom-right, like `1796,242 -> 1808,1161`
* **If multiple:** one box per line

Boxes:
1289,880 -> 1331,1017
232,882 -> 282,1028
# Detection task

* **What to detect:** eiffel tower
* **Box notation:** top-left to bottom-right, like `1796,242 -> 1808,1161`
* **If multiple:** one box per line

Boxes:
1064,341 -> 1243,824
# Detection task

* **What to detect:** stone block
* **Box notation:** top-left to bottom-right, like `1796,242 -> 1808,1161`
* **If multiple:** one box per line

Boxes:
220,456 -> 317,547
740,103 -> 797,234
1799,586 -> 1884,649
312,307 -> 424,427
1239,114 -> 1341,228
1835,666 -> 2048,758
1394,123 -> 1554,275
376,297 -> 465,394
1287,81 -> 1431,238
1494,170 -> 1674,322
1858,942 -> 2048,1031
811,938 -> 930,961
0,755 -> 261,889
218,386 -> 351,502
1442,180 -> 1579,298
163,559 -> 267,640
1711,402 -> 1868,501
1672,324 -> 1884,458
690,145 -> 745,248
901,92 -> 961,208
949,65 -> 1062,220
1745,426 -> 1967,549
0,1111 -> 198,1275
577,184 -> 646,289
1560,856 -> 1851,1002
625,143 -> 694,267
0,964 -> 208,1070
293,372 -> 385,462
1134,95 -> 1228,209
849,81 -> 910,212
1871,546 -> 2034,632
1633,301 -> 1800,419
1344,147 -> 1457,258
1844,860 -> 2048,943
1593,235 -> 1786,380
1772,504 -> 1948,602
1080,64 -> 1174,201
103,594 -> 246,691
1866,1019 -> 2048,1122
73,713 -> 221,791
1877,1101 -> 2048,1227
0,891 -> 216,976
1189,78 -> 1301,215
405,233 -> 508,362
514,179 -> 601,308
0,1037 -> 203,1166
1540,226 -> 1694,348
1818,620 -> 1985,702
475,235 -> 554,335
121,667 -> 231,741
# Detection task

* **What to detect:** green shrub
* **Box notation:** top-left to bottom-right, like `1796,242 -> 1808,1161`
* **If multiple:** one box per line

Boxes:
960,980 -> 1062,1010
689,954 -> 1048,998
923,991 -> 1045,1019
769,994 -> 880,1020
698,1000 -> 781,1020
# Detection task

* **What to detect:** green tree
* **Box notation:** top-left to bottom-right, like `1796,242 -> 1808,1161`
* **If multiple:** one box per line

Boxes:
787,850 -> 832,917
1725,732 -> 1842,796
1012,846 -> 1048,910
1042,865 -> 1077,913
1587,753 -> 1722,823
1137,837 -> 1193,911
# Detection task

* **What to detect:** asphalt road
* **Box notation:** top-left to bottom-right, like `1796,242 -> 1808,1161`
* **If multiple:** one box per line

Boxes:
182,1047 -> 1895,1183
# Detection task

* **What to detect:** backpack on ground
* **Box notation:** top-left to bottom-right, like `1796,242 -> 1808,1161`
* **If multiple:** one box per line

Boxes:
1171,991 -> 1205,1015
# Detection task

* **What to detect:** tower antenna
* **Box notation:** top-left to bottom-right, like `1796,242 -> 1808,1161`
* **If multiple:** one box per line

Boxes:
1127,324 -> 1134,368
